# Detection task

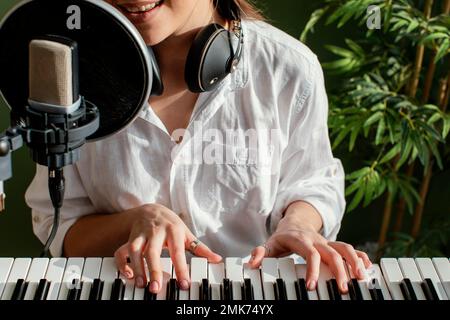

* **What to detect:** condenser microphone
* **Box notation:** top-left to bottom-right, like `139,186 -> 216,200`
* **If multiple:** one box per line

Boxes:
0,0 -> 161,256
29,37 -> 79,108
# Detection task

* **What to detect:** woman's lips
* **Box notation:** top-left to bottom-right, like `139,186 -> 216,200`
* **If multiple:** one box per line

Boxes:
117,1 -> 163,24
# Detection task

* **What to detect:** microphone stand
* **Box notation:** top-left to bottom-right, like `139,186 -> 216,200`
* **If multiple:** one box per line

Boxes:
0,97 -> 99,257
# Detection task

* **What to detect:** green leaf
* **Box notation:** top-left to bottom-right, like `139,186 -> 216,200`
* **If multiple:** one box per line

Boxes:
428,141 -> 443,170
396,137 -> 413,170
443,116 -> 450,138
420,32 -> 449,44
375,117 -> 386,145
325,45 -> 355,58
346,167 -> 371,180
300,7 -> 328,42
435,38 -> 450,63
364,111 -> 383,127
380,144 -> 401,164
349,125 -> 361,151
332,126 -> 352,149
347,186 -> 365,212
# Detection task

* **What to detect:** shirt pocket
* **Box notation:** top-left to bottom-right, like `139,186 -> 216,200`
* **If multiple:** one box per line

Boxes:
195,143 -> 272,213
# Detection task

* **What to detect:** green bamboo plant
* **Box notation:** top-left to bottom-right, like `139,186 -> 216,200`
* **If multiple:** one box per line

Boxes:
301,0 -> 450,257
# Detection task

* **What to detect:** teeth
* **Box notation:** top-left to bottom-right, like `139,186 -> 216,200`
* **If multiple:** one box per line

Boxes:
125,2 -> 160,13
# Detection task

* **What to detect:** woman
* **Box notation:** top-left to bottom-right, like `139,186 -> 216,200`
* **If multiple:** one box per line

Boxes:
26,0 -> 371,295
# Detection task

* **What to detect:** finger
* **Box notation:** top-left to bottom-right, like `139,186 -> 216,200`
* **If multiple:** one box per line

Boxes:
304,246 -> 321,291
114,243 -> 133,279
167,226 -> 190,290
315,243 -> 348,293
145,232 -> 165,294
185,232 -> 222,263
128,235 -> 147,288
248,246 -> 266,268
329,242 -> 363,280
356,250 -> 372,268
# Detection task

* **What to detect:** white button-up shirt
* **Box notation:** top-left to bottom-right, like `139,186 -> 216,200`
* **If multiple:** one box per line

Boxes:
25,20 -> 346,258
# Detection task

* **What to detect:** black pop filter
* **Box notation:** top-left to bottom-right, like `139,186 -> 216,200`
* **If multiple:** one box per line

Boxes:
0,0 -> 161,140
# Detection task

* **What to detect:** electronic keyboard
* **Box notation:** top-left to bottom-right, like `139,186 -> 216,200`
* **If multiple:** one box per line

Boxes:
0,257 -> 448,301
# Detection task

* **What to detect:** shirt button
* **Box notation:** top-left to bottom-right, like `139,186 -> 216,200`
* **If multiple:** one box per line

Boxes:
33,215 -> 40,223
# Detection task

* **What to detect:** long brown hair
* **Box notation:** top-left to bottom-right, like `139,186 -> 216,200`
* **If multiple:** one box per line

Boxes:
213,0 -> 265,21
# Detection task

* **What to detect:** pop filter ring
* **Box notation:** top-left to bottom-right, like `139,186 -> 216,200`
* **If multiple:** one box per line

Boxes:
0,0 -> 156,141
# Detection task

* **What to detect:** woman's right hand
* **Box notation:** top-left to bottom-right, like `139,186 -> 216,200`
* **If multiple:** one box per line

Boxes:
113,203 -> 222,294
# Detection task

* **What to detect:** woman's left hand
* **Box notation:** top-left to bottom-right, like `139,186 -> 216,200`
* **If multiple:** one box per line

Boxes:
247,210 -> 372,294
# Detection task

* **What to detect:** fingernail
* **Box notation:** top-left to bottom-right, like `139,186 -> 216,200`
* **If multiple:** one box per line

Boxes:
124,271 -> 132,279
179,280 -> 189,290
342,281 -> 348,292
308,280 -> 316,290
136,276 -> 144,288
150,280 -> 159,293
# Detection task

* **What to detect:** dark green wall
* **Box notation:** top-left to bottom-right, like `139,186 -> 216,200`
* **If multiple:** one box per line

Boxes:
0,0 -> 448,257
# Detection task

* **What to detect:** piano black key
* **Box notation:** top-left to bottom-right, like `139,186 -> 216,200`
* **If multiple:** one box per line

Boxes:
144,283 -> 157,301
295,278 -> 309,301
67,279 -> 81,301
243,278 -> 254,301
348,279 -> 363,301
223,278 -> 232,301
200,278 -> 209,301
421,278 -> 440,301
33,279 -> 50,301
167,279 -> 177,301
326,279 -> 342,301
400,278 -> 417,301
11,279 -> 28,301
89,278 -> 104,301
369,287 -> 384,301
110,278 -> 125,300
274,278 -> 287,301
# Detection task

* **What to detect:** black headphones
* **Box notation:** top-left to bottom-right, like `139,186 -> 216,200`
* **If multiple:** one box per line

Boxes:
150,15 -> 244,95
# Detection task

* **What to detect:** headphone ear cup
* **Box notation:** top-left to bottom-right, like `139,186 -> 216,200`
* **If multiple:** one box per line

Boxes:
185,24 -> 233,93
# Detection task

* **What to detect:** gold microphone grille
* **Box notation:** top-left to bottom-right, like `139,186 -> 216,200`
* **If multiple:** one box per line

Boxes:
29,39 -> 74,107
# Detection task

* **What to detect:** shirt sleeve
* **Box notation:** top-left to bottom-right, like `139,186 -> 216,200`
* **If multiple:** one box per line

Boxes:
25,164 -> 96,257
268,56 -> 346,240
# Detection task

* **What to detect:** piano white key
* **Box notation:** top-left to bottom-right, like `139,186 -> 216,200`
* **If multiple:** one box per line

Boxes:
118,274 -> 135,301
209,262 -> 225,285
317,263 -> 331,300
174,263 -> 189,300
432,258 -> 450,298
398,258 -> 426,300
157,258 -> 172,300
1,258 -> 32,300
380,258 -> 404,300
225,258 -> 243,300
243,263 -> 264,300
100,257 -> 118,300
79,258 -> 102,300
0,258 -> 14,298
367,264 -> 391,299
261,258 -> 278,300
294,264 -> 319,300
24,258 -> 49,300
133,286 -> 145,300
278,258 -> 297,300
58,258 -> 84,300
209,263 -> 224,300
346,258 -> 372,300
133,260 -> 150,301
44,258 -> 67,300
190,258 -> 207,300
415,258 -> 447,300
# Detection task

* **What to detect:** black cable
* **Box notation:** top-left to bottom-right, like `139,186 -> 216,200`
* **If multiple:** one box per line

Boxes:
40,206 -> 61,257
40,168 -> 65,257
